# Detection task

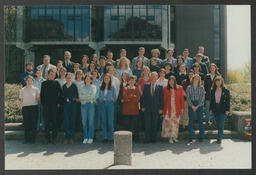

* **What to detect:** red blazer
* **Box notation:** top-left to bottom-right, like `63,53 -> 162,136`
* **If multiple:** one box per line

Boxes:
163,85 -> 185,118
122,86 -> 140,115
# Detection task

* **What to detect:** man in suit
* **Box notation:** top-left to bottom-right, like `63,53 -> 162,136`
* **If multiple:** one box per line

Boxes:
37,55 -> 57,79
63,51 -> 74,73
141,72 -> 164,143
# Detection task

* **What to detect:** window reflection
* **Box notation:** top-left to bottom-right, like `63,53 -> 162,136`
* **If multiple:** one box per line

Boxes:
104,5 -> 163,41
28,6 -> 90,41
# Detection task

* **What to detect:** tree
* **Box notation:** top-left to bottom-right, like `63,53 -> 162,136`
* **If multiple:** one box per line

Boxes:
4,6 -> 17,82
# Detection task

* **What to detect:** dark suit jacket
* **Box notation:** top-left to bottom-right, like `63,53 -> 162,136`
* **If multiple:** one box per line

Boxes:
210,87 -> 230,114
63,60 -> 75,73
141,83 -> 164,114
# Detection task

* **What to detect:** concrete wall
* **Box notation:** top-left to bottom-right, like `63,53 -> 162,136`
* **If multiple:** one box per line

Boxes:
174,5 -> 215,58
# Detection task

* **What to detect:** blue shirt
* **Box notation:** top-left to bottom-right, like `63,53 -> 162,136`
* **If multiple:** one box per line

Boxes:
97,86 -> 116,103
183,57 -> 194,71
33,77 -> 46,92
162,58 -> 177,68
116,68 -> 133,79
92,79 -> 102,99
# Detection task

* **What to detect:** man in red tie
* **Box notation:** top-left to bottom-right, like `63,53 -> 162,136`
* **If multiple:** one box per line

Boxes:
141,72 -> 164,143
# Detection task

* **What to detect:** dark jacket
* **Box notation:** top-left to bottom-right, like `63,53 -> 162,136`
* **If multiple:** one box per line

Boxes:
199,62 -> 208,77
40,80 -> 62,106
141,83 -> 164,114
165,71 -> 176,79
210,87 -> 230,114
62,83 -> 79,104
63,60 -> 75,73
204,74 -> 217,100
176,73 -> 188,85
149,65 -> 160,73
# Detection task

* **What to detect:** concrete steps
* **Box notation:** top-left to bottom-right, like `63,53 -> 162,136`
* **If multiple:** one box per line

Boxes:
5,130 -> 239,142
5,122 -> 239,143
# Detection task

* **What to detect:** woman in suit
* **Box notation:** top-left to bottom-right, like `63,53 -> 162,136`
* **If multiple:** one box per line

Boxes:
161,76 -> 185,143
210,76 -> 230,144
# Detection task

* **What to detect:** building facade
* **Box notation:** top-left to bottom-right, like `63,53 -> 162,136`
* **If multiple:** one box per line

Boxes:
4,5 -> 227,83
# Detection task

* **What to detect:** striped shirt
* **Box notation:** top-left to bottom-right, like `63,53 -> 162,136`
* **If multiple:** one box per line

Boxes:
186,85 -> 205,107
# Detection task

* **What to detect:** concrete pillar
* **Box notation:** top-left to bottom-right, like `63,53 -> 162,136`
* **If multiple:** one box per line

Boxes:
114,131 -> 132,166
232,111 -> 251,138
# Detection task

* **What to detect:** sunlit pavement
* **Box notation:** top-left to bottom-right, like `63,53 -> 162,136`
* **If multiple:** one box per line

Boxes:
5,139 -> 251,169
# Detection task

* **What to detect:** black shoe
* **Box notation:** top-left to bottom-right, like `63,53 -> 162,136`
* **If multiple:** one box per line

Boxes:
151,140 -> 157,143
22,141 -> 29,144
52,139 -> 57,144
44,139 -> 50,144
199,138 -> 203,142
144,140 -> 150,144
102,139 -> 108,143
108,140 -> 114,144
188,138 -> 193,142
217,139 -> 222,144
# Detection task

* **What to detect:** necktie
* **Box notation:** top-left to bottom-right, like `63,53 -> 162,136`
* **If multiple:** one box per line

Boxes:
151,83 -> 154,96
42,65 -> 47,78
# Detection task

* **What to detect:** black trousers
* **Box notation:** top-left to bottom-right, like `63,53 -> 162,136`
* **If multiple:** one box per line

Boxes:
22,105 -> 38,143
123,115 -> 139,140
57,105 -> 64,132
43,104 -> 58,142
144,110 -> 158,142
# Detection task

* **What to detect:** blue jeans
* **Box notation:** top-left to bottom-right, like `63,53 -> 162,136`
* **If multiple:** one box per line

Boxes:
205,100 -> 215,122
99,101 -> 114,140
215,112 -> 226,140
81,102 -> 95,139
188,101 -> 204,139
37,104 -> 45,131
94,105 -> 101,130
63,103 -> 77,139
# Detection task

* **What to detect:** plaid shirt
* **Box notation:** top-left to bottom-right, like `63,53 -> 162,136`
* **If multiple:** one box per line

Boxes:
186,85 -> 205,107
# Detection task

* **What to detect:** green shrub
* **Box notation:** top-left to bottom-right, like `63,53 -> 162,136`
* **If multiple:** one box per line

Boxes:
226,83 -> 251,112
5,83 -> 23,123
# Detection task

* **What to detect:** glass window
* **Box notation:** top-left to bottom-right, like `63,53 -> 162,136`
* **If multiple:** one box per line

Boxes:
28,6 -> 90,41
104,5 -> 162,41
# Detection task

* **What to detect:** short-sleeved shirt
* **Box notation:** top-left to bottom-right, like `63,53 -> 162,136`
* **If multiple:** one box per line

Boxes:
19,86 -> 40,107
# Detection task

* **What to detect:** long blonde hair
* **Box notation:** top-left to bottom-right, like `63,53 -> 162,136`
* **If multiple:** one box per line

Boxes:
117,56 -> 130,69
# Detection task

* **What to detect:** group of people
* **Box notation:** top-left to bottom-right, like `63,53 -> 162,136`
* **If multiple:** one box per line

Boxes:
19,46 -> 230,145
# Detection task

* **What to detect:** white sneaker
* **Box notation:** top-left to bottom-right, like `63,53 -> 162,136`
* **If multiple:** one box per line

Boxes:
169,139 -> 174,144
87,139 -> 93,144
173,138 -> 179,143
83,139 -> 88,144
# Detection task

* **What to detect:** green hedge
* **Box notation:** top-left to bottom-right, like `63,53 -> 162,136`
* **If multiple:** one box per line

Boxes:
5,83 -> 23,123
4,83 -> 251,123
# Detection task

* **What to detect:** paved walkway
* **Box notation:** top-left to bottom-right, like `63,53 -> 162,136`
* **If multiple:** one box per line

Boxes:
5,139 -> 251,169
